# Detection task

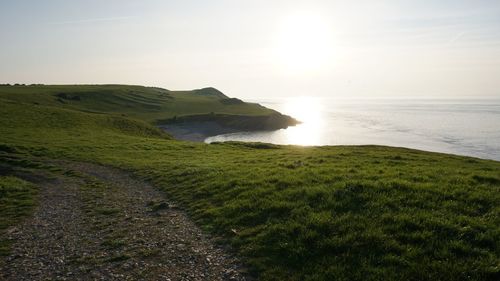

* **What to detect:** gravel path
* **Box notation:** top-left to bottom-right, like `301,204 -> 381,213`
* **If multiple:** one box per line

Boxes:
0,162 -> 248,281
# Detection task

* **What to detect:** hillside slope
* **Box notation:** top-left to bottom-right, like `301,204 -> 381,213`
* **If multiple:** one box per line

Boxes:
0,84 -> 499,281
0,84 -> 297,131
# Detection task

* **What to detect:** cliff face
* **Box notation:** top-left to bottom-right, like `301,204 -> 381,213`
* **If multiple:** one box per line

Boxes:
160,112 -> 300,134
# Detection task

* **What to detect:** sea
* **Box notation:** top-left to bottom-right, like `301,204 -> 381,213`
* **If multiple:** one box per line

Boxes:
205,98 -> 500,161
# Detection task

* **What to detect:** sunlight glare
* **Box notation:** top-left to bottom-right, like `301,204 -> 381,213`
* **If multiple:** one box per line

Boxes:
273,11 -> 334,73
281,97 -> 324,145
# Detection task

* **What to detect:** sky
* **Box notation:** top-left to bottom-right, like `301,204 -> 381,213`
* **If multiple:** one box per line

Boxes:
1,0 -> 500,99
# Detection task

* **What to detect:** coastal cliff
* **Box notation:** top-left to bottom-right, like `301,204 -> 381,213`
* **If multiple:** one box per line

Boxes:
0,84 -> 299,141
158,112 -> 299,141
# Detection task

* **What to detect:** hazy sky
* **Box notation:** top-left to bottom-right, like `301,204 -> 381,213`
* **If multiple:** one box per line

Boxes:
1,0 -> 500,98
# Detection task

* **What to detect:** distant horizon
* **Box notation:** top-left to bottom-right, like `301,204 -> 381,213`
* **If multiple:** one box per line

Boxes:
2,82 -> 499,100
1,0 -> 500,99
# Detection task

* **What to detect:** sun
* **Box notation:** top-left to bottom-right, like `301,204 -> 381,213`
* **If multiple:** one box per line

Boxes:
273,11 -> 334,73
281,96 -> 325,145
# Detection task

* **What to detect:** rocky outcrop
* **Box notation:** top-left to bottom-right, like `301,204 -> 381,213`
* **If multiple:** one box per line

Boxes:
160,112 -> 300,132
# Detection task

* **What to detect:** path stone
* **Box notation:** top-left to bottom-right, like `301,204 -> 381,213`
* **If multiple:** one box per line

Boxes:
0,162 -> 248,281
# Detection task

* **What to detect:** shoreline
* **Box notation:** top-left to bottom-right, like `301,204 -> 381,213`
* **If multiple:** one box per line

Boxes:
159,113 -> 299,142
161,124 -> 500,162
159,122 -> 242,142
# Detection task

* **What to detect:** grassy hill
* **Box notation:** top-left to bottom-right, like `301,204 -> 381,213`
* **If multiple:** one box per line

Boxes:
1,84 -> 499,281
0,84 -> 285,123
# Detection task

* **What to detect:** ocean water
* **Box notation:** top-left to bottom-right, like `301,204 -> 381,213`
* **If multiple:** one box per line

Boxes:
206,98 -> 500,161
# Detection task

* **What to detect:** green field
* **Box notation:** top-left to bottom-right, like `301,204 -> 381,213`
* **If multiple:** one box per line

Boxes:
0,84 -> 276,123
1,85 -> 499,281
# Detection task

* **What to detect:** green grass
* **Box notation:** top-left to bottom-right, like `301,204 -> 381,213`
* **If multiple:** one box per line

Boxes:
1,85 -> 499,280
0,84 -> 276,124
102,238 -> 127,249
95,207 -> 121,216
0,176 -> 37,256
106,254 -> 131,263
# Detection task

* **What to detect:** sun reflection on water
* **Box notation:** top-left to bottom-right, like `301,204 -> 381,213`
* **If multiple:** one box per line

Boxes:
280,97 -> 324,146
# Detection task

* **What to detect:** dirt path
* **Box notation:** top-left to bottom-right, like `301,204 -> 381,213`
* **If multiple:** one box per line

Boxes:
0,162 -> 247,281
